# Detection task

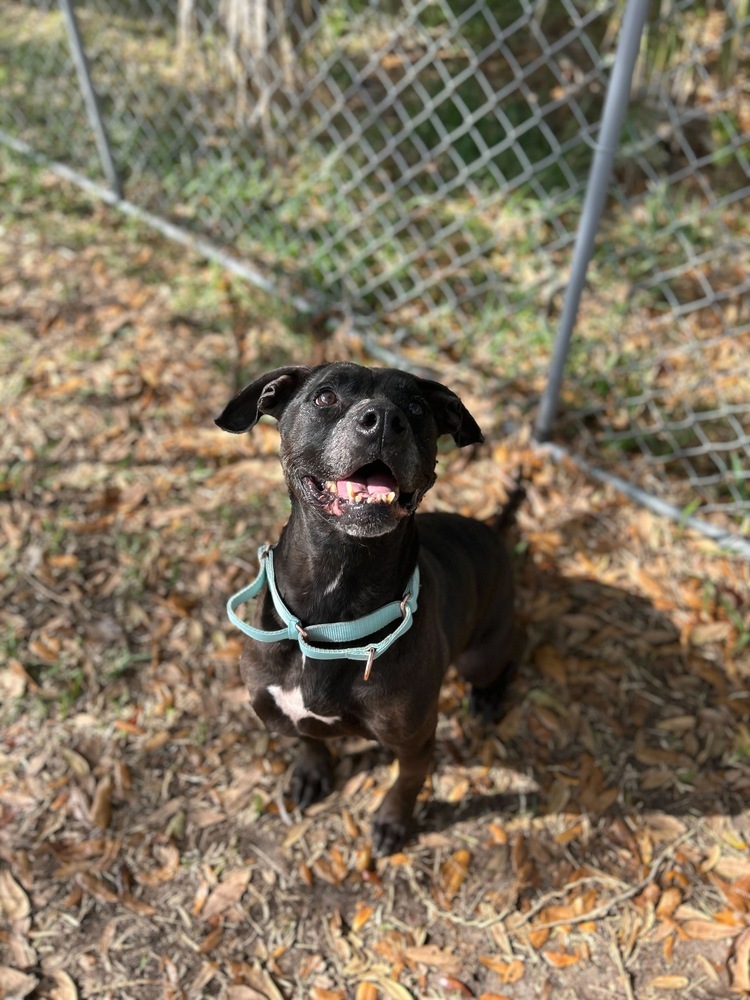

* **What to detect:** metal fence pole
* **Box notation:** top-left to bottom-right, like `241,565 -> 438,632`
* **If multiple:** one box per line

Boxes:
533,0 -> 652,442
59,0 -> 122,199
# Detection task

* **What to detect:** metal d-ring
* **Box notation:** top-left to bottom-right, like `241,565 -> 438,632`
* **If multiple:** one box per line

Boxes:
295,622 -> 309,640
400,592 -> 411,618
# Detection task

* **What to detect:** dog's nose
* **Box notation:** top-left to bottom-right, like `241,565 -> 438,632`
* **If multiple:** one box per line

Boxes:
357,403 -> 406,438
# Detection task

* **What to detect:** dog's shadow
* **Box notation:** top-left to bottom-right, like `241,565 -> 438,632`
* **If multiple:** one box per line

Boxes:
411,540 -> 749,838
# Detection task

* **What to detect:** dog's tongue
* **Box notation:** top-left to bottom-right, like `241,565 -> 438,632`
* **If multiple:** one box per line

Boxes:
336,469 -> 397,499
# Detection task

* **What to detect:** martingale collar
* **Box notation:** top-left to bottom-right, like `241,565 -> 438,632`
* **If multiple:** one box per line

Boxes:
226,544 -> 420,680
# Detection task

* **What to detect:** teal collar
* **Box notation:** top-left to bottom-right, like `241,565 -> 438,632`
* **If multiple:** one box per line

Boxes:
227,544 -> 420,680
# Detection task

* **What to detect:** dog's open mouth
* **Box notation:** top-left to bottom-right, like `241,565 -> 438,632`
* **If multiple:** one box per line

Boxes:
304,461 -> 414,518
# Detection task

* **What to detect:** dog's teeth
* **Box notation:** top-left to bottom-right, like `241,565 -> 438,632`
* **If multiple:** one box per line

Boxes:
325,481 -> 336,493
346,482 -> 357,502
385,491 -> 396,504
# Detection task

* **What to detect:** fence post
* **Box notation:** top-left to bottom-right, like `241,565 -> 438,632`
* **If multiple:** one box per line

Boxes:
59,0 -> 123,199
533,0 -> 651,442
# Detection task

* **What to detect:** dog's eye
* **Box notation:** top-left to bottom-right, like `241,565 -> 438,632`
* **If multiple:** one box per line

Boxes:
314,389 -> 337,407
408,399 -> 424,417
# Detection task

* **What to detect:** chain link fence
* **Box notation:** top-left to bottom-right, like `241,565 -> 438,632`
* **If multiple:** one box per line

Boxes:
2,0 -> 748,545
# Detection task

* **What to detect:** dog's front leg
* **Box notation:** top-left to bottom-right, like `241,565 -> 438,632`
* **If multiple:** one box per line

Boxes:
290,738 -> 334,810
372,732 -> 435,855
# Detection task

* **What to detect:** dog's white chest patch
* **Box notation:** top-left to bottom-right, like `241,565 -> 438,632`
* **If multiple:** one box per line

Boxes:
267,683 -> 341,727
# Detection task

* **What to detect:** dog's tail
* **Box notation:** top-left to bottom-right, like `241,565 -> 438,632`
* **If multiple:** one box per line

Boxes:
491,468 -> 526,533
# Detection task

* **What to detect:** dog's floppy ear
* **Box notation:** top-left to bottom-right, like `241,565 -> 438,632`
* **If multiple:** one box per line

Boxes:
417,378 -> 484,447
215,366 -> 314,433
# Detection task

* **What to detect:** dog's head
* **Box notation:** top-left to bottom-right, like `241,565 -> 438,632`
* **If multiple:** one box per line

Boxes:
215,362 -> 483,537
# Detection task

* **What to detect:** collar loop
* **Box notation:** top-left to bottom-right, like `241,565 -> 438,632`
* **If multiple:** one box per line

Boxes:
226,545 -> 420,676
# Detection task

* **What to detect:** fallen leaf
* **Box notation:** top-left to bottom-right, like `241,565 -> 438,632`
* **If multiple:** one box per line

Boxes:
656,887 -> 683,919
0,664 -> 27,699
192,880 -> 211,917
694,953 -> 722,984
89,775 -> 113,830
647,975 -> 689,990
631,567 -> 668,604
50,970 -> 79,1000
0,967 -> 37,999
113,720 -> 145,735
554,821 -> 584,846
282,820 -> 313,848
533,644 -> 567,684
120,894 -> 157,917
538,904 -> 575,928
528,923 -> 550,950
690,622 -> 732,645
681,919 -> 741,941
352,903 -> 374,933
75,873 -> 118,903
710,872 -> 750,912
312,857 -> 341,885
479,957 -> 524,983
143,731 -> 171,751
440,849 -> 471,902
201,868 -> 251,921
404,945 -> 460,970
387,853 -> 411,867
715,856 -> 750,880
698,843 -> 722,874
722,831 -> 749,852
376,979 -> 415,1000
190,963 -> 218,994
232,965 -> 284,1000
134,843 -> 180,886
0,870 -> 30,921
634,736 -> 681,767
657,715 -> 696,733
198,926 -> 224,955
542,950 -> 581,969
436,976 -> 473,997
61,748 -> 91,777
546,780 -> 571,813
226,988 -> 266,1000
342,810 -> 360,839
487,821 -> 508,845
27,638 -> 59,665
191,808 -> 225,828
355,985 -> 378,1000
730,928 -> 750,993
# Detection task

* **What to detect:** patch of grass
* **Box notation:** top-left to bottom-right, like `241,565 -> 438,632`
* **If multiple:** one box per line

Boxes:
105,646 -> 153,684
730,724 -> 750,763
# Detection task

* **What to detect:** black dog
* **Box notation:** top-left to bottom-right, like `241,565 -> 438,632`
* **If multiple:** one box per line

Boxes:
216,362 -> 521,854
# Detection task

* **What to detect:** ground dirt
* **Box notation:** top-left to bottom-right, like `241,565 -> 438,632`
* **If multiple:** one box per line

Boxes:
1,164 -> 750,1000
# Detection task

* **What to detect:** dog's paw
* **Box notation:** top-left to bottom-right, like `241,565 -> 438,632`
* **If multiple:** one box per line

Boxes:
469,664 -> 517,724
372,815 -> 411,856
290,759 -> 333,811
